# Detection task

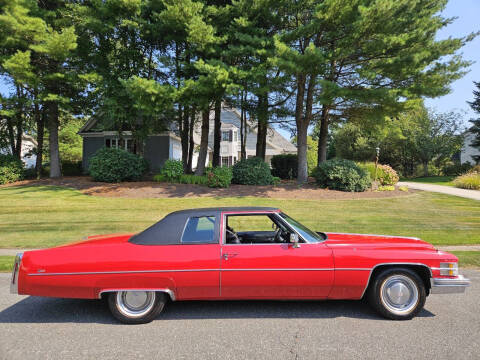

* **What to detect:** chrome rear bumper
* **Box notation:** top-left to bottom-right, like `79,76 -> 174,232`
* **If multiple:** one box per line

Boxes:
430,274 -> 471,294
10,253 -> 23,294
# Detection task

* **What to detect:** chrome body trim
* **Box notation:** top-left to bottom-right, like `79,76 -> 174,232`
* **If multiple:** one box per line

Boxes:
430,275 -> 471,294
99,288 -> 176,301
28,269 -> 219,276
10,253 -> 23,294
28,267 -> 349,276
359,262 -> 433,299
221,268 -> 334,271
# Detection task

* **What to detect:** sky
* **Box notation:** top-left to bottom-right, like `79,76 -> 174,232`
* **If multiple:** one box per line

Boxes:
1,0 -> 479,134
424,0 -> 480,125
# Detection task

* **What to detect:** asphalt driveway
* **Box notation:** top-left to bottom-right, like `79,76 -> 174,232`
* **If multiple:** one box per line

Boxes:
0,271 -> 478,360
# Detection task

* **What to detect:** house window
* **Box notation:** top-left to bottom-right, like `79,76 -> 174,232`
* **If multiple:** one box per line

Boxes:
221,156 -> 232,167
105,137 -> 135,153
222,130 -> 232,142
233,131 -> 238,142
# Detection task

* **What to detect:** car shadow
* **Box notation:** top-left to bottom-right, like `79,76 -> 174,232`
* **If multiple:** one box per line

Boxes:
0,296 -> 435,324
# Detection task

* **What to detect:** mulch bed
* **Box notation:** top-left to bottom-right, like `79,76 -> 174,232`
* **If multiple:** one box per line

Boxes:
2,176 -> 415,200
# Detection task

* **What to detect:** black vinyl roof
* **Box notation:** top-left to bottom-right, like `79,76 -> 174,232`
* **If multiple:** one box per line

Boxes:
129,207 -> 280,245
169,207 -> 279,215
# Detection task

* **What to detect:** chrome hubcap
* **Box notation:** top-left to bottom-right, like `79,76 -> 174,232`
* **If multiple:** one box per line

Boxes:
116,291 -> 155,318
380,275 -> 419,315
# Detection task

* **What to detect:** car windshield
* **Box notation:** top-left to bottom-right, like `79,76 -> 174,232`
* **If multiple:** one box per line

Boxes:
279,213 -> 324,243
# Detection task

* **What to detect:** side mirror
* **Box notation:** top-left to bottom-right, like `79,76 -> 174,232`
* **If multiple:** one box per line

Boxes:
289,233 -> 300,248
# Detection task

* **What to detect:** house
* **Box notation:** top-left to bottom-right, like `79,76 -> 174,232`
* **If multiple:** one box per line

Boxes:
0,134 -> 37,168
460,131 -> 480,164
78,104 -> 297,172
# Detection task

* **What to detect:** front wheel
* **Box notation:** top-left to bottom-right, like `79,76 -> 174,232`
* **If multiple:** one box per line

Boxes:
108,291 -> 166,324
368,268 -> 426,320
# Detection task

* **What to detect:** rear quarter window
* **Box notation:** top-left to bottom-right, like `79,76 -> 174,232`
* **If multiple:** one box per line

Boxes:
181,216 -> 217,244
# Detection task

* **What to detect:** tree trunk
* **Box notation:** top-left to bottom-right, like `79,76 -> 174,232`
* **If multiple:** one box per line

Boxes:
295,74 -> 307,183
195,109 -> 210,175
6,116 -> 16,158
317,105 -> 329,165
47,101 -> 61,178
181,106 -> 190,172
423,162 -> 429,177
255,94 -> 268,160
212,99 -> 222,167
14,85 -> 24,158
186,107 -> 195,174
34,99 -> 45,179
240,91 -> 247,160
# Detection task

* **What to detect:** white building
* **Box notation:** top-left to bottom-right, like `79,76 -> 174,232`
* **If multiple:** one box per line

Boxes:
0,134 -> 37,168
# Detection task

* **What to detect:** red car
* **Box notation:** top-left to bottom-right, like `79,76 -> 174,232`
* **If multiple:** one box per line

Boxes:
10,207 -> 470,324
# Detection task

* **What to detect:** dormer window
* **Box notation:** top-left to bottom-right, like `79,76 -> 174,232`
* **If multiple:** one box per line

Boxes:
222,130 -> 232,142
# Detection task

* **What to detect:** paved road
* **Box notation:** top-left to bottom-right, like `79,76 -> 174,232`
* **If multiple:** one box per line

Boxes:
0,271 -> 478,360
398,181 -> 480,200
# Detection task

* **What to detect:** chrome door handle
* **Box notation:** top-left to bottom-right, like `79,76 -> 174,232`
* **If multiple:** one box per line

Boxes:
223,253 -> 238,260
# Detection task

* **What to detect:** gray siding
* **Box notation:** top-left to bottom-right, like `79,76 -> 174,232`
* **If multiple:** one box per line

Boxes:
144,135 -> 170,172
82,137 -> 105,171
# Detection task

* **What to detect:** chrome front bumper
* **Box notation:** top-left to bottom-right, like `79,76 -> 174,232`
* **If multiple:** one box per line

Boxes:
10,253 -> 23,294
430,275 -> 471,294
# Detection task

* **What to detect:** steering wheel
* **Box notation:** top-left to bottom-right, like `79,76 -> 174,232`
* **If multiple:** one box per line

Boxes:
226,228 -> 240,244
274,228 -> 286,243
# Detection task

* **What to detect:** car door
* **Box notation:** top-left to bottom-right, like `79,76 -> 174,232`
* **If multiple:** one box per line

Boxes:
220,212 -> 334,299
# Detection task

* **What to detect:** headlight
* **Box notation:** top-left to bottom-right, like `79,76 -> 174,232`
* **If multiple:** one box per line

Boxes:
440,262 -> 458,276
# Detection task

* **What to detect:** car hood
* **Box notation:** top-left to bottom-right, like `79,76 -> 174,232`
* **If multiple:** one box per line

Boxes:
324,232 -> 436,251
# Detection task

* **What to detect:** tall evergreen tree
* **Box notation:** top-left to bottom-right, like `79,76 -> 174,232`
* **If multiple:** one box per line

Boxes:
275,0 -> 474,183
467,82 -> 480,163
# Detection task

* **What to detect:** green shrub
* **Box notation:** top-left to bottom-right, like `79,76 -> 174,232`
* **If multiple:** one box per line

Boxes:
154,173 -> 208,185
357,162 -> 399,185
453,172 -> 480,190
232,157 -> 274,185
442,162 -> 473,176
88,147 -> 148,183
23,167 -> 37,179
160,159 -> 184,181
207,166 -> 232,188
398,186 -> 409,192
0,154 -> 24,185
312,159 -> 371,192
62,160 -> 83,176
271,154 -> 298,179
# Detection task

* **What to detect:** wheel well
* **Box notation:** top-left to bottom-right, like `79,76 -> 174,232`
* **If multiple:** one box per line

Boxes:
364,264 -> 431,297
98,289 -> 176,301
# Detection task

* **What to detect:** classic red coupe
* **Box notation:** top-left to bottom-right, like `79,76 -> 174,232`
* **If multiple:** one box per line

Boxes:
10,207 -> 470,323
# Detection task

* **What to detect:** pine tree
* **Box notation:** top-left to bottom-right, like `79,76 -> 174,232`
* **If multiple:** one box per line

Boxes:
275,0 -> 475,183
468,82 -> 480,163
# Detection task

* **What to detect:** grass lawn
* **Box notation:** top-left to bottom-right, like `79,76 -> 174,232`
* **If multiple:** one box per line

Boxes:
405,176 -> 455,187
1,185 -> 480,248
451,252 -> 480,268
0,256 -> 14,272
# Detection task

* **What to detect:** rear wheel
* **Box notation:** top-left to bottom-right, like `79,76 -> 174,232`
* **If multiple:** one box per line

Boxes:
108,291 -> 166,324
368,268 -> 426,320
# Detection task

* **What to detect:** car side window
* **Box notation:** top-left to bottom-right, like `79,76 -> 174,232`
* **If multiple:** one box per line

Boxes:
182,216 -> 216,244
